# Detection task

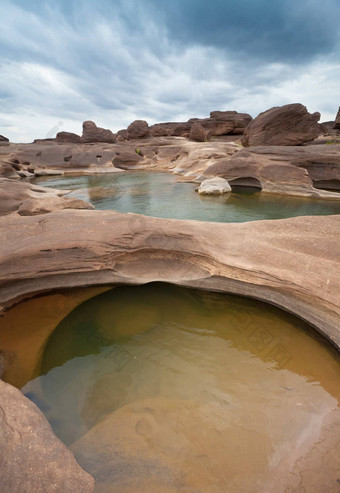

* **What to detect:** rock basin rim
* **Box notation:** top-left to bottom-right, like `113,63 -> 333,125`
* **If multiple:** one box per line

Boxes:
1,210 -> 339,351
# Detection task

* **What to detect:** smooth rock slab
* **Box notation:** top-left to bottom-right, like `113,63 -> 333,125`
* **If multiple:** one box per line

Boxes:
0,380 -> 94,492
198,177 -> 231,195
0,211 -> 339,348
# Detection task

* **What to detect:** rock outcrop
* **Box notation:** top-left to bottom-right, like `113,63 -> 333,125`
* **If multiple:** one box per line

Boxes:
149,124 -> 170,137
242,104 -> 321,146
0,211 -> 339,348
197,177 -> 231,195
82,121 -> 116,143
189,123 -> 209,142
0,179 -> 93,216
204,144 -> 340,196
190,110 -> 252,137
0,379 -> 94,492
127,120 -> 150,139
112,150 -> 144,169
0,135 -> 9,143
56,131 -> 82,143
334,107 -> 340,130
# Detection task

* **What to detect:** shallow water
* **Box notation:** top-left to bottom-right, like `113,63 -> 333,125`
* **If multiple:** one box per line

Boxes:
33,172 -> 340,222
9,283 -> 339,492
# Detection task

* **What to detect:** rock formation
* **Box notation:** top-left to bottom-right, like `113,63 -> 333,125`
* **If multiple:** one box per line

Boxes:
56,131 -> 82,143
0,135 -> 9,143
149,124 -> 170,137
242,103 -> 321,146
0,211 -> 339,348
82,121 -> 116,143
204,144 -> 340,196
334,107 -> 340,130
190,110 -> 252,137
127,120 -> 150,139
197,177 -> 231,194
189,123 -> 209,142
0,179 -> 93,216
112,150 -> 144,169
0,380 -> 94,492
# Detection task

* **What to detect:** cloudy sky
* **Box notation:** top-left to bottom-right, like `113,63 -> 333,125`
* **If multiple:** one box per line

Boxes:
1,0 -> 340,142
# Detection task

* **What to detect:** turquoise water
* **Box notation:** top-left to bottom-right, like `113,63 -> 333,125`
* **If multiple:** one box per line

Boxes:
33,172 -> 340,222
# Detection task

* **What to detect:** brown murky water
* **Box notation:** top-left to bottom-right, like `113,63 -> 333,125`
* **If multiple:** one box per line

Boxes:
0,283 -> 339,492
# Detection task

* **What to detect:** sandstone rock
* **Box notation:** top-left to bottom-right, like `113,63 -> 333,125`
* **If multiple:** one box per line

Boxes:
82,121 -> 116,143
0,380 -> 94,492
334,107 -> 340,130
189,123 -> 209,142
56,131 -> 82,143
116,129 -> 128,141
197,177 -> 231,195
112,150 -> 143,169
0,162 -> 20,179
32,138 -> 55,144
242,103 -> 321,146
205,144 -> 340,195
209,110 -> 252,135
149,124 -> 170,137
127,120 -> 150,139
0,135 -> 9,142
0,211 -> 339,348
0,179 -> 93,216
34,169 -> 64,176
171,123 -> 191,137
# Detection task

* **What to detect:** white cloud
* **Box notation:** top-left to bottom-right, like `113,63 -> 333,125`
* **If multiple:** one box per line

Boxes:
0,0 -> 339,142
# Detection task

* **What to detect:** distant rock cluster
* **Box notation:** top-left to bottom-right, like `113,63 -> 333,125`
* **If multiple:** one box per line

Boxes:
50,103 -> 340,147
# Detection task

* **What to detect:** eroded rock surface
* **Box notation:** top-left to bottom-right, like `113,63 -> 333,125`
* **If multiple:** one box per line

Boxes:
0,211 -> 339,348
0,179 -> 93,216
197,176 -> 231,195
56,131 -> 82,143
242,104 -> 321,146
0,379 -> 94,492
127,120 -> 150,139
82,121 -> 116,143
205,144 -> 340,196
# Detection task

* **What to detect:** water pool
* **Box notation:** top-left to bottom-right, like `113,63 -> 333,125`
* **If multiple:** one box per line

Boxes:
2,283 -> 339,492
33,172 -> 340,222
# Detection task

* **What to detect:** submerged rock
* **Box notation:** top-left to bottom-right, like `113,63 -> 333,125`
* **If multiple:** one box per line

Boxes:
0,380 -> 94,492
198,177 -> 231,195
242,103 -> 321,146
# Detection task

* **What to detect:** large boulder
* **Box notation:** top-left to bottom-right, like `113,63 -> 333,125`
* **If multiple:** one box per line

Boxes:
189,123 -> 209,142
127,120 -> 149,139
334,107 -> 340,130
116,129 -> 129,141
197,177 -> 231,195
209,110 -> 252,135
112,150 -> 143,169
56,131 -> 82,143
0,380 -> 94,492
149,124 -> 170,137
242,104 -> 321,146
82,121 -> 116,143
